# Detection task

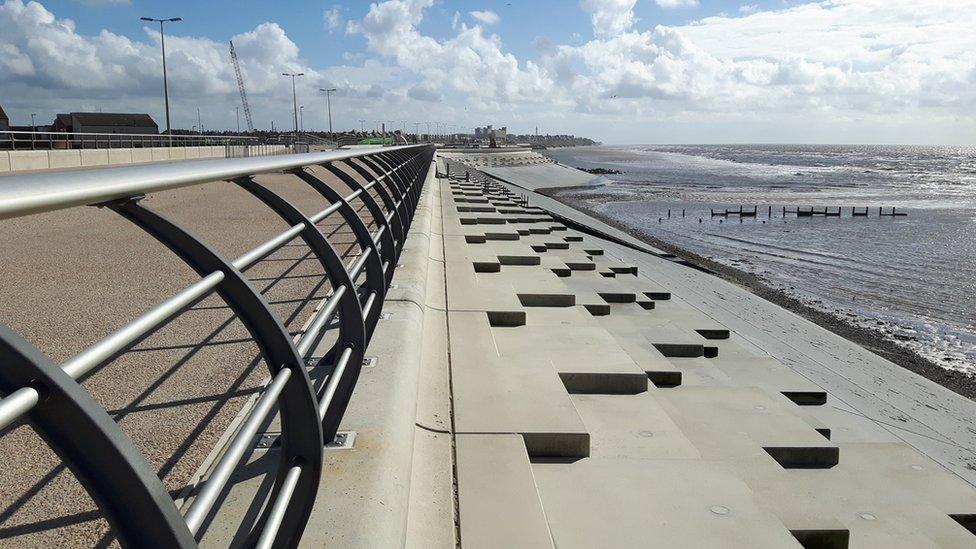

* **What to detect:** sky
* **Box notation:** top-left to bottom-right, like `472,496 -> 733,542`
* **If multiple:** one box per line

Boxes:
1,0 -> 975,144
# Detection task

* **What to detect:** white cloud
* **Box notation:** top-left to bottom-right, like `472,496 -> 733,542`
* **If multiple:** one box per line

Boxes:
0,0 -> 400,131
738,4 -> 758,13
323,5 -> 341,32
451,10 -> 460,30
3,0 -> 976,143
408,83 -> 443,102
468,10 -> 499,26
349,0 -> 556,105
579,0 -> 636,37
656,0 -> 698,7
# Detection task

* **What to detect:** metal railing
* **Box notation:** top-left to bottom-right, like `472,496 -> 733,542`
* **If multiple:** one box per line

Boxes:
0,129 -> 267,150
0,144 -> 435,547
297,133 -> 338,149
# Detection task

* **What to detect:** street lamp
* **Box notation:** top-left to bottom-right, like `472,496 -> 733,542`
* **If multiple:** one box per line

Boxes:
281,72 -> 304,139
319,88 -> 337,137
141,16 -> 181,145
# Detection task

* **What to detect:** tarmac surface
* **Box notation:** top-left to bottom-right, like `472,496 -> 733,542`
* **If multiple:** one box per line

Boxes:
0,164 -> 380,547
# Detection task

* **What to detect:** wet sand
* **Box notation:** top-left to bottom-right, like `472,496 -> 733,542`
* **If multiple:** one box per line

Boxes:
545,186 -> 976,402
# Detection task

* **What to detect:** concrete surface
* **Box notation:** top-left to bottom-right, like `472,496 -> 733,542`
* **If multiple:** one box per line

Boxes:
436,154 -> 976,548
439,149 -> 605,190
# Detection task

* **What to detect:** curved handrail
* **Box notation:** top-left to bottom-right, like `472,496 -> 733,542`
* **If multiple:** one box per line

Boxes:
0,145 -> 427,220
0,144 -> 435,547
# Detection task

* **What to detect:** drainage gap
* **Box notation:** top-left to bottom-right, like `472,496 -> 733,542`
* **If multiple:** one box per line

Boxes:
763,446 -> 839,469
583,304 -> 611,316
646,370 -> 682,388
652,343 -> 704,358
517,293 -> 576,307
486,311 -> 526,327
789,529 -> 850,549
695,328 -> 730,340
782,391 -> 828,406
949,514 -> 976,536
559,372 -> 648,394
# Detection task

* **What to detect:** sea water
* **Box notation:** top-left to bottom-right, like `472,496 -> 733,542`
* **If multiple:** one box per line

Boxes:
547,145 -> 976,374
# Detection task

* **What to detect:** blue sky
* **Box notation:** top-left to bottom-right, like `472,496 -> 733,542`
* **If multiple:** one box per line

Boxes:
2,0 -> 975,144
51,1 -> 793,71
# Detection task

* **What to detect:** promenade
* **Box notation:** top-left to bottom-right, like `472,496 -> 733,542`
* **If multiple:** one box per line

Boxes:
1,148 -> 975,547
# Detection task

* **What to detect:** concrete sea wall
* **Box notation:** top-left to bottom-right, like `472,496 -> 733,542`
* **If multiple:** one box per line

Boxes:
0,145 -> 290,173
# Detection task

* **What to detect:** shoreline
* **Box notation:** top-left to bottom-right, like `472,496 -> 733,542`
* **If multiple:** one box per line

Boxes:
543,186 -> 976,402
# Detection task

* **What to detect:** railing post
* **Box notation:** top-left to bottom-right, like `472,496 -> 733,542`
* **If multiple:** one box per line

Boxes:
374,151 -> 417,217
0,325 -> 197,548
325,161 -> 404,271
291,168 -> 390,327
234,176 -> 367,442
345,157 -> 410,253
107,199 -> 322,548
358,155 -> 414,231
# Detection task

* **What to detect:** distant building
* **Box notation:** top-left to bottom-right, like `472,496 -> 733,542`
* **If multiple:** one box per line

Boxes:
0,104 -> 9,131
474,124 -> 508,144
52,112 -> 158,135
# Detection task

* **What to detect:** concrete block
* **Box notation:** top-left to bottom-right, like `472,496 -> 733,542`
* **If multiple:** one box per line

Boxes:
8,150 -> 49,171
532,458 -> 801,548
456,434 -> 554,549
130,148 -> 152,163
80,148 -> 109,167
47,150 -> 82,169
149,147 -> 171,161
0,151 -> 9,172
107,148 -> 133,166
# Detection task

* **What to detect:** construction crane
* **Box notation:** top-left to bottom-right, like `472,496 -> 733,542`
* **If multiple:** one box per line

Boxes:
228,40 -> 254,132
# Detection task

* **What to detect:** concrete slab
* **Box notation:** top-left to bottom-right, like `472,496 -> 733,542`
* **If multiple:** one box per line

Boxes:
532,458 -> 802,548
455,434 -> 554,549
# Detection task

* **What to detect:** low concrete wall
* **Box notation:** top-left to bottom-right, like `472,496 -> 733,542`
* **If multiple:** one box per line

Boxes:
0,145 -> 290,174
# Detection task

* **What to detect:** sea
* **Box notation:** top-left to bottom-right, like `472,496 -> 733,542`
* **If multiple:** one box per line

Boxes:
546,145 -> 976,375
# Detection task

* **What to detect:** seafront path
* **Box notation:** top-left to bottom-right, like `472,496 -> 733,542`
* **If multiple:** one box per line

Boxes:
0,147 -> 975,547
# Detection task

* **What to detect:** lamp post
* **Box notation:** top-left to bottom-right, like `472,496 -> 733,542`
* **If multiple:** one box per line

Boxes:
281,72 -> 304,140
30,113 -> 36,149
319,88 -> 337,137
141,16 -> 181,146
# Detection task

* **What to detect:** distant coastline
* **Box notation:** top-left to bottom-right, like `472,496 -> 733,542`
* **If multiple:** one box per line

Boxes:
542,185 -> 976,401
